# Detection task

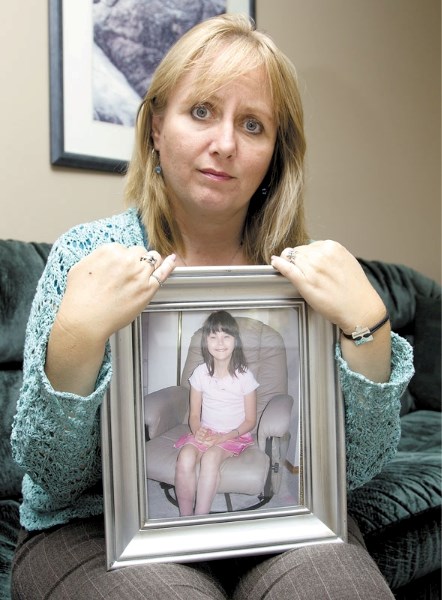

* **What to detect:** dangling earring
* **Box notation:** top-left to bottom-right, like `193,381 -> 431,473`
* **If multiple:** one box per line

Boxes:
261,187 -> 268,196
152,148 -> 162,175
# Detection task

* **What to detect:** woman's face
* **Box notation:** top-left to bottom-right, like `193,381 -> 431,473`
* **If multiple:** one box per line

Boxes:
152,65 -> 277,222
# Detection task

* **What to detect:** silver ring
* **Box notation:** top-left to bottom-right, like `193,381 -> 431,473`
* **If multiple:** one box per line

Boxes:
140,253 -> 157,267
287,249 -> 297,264
151,274 -> 163,287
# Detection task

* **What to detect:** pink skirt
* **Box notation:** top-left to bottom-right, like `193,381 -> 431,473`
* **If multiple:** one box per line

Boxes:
174,431 -> 254,455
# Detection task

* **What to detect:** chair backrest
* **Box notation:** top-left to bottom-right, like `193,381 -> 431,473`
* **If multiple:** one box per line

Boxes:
180,317 -> 288,429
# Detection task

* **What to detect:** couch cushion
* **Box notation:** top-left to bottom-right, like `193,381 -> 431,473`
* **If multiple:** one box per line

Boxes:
0,240 -> 51,364
0,499 -> 20,600
394,568 -> 442,600
348,410 -> 441,589
398,410 -> 442,453
408,295 -> 441,411
0,371 -> 24,500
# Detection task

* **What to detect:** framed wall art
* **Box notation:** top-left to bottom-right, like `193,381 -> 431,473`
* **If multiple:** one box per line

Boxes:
102,266 -> 347,569
49,0 -> 256,172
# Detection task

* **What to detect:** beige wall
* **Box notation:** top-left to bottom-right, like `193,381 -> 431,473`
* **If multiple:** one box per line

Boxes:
258,0 -> 441,282
1,0 -> 440,282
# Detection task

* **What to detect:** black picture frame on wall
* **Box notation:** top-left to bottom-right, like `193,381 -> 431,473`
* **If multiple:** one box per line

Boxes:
48,0 -> 256,173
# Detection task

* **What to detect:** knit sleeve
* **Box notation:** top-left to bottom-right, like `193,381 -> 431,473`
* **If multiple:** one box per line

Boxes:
11,234 -> 112,512
335,332 -> 414,490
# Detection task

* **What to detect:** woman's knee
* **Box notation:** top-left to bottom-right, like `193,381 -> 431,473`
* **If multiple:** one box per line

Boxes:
233,543 -> 394,600
11,520 -> 228,600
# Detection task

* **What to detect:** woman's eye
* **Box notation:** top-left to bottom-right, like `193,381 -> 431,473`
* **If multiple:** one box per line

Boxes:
244,119 -> 262,134
192,105 -> 211,120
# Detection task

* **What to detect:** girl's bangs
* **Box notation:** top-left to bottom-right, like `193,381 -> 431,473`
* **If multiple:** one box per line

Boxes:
208,323 -> 235,336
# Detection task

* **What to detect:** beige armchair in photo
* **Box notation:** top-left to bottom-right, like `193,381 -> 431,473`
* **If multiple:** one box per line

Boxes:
144,316 -> 297,512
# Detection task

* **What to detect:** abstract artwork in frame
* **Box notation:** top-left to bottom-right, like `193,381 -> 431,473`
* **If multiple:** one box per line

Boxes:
102,266 -> 347,568
49,0 -> 256,172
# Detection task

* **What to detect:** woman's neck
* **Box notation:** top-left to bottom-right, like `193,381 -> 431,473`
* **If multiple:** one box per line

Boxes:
176,244 -> 245,267
176,230 -> 248,267
172,207 -> 250,267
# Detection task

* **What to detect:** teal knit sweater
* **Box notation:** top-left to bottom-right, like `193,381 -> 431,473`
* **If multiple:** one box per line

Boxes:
11,208 -> 414,531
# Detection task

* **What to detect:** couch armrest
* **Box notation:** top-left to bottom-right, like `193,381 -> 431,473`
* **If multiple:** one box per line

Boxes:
257,394 -> 294,447
144,385 -> 189,439
0,240 -> 52,363
358,258 -> 441,331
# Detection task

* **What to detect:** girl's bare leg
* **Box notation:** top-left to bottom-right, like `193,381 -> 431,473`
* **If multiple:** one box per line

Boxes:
194,446 -> 232,515
175,445 -> 202,516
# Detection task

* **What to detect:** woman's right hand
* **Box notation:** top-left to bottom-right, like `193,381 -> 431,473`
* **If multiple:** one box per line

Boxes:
45,244 -> 176,395
56,244 -> 176,345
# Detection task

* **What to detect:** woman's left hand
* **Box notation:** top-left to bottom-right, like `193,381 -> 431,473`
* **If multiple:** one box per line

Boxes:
271,241 -> 391,383
271,240 -> 385,333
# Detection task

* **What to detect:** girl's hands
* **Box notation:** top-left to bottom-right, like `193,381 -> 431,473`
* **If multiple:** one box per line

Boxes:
55,244 -> 176,346
271,240 -> 386,333
194,428 -> 224,448
202,430 -> 224,447
194,427 -> 213,446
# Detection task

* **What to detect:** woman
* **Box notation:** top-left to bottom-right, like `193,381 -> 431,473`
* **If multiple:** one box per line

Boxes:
11,14 -> 413,599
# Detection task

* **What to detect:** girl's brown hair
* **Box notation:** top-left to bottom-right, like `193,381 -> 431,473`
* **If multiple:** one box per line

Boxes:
201,311 -> 247,378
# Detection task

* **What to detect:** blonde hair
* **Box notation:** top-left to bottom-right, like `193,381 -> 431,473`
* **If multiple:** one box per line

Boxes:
124,14 -> 308,264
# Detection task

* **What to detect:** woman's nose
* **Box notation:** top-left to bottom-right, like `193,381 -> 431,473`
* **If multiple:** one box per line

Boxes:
209,121 -> 236,158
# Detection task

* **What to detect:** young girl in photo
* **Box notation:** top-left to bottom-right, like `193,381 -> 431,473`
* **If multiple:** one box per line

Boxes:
174,311 -> 259,516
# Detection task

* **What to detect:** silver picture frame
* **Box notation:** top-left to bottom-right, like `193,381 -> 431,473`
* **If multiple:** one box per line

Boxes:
102,266 -> 347,569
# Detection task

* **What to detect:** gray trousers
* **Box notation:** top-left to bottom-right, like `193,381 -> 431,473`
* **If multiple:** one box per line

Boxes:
11,515 -> 394,599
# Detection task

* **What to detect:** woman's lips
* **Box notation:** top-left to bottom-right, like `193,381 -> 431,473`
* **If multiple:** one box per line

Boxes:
199,168 -> 234,181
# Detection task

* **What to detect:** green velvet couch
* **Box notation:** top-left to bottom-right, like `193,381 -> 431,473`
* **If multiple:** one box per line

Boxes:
0,239 -> 440,600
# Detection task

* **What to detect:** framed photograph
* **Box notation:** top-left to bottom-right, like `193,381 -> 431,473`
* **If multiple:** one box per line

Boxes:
102,266 -> 347,569
49,0 -> 256,172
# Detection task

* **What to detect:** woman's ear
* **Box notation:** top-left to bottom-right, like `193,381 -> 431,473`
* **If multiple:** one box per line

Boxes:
151,114 -> 163,150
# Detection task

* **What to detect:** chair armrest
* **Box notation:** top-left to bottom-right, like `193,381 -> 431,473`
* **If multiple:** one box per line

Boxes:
257,394 -> 294,446
144,385 -> 189,439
